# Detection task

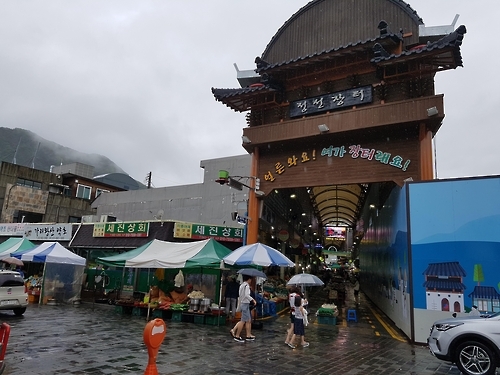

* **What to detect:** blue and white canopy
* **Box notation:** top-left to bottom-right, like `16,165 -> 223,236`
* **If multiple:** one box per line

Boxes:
223,242 -> 294,267
12,242 -> 86,266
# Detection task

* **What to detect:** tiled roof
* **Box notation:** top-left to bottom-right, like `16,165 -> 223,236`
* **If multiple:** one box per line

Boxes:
423,280 -> 466,291
468,286 -> 500,300
256,33 -> 402,74
422,261 -> 466,277
371,25 -> 467,65
211,84 -> 275,102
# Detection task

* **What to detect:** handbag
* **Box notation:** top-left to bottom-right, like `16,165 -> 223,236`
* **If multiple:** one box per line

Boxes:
249,300 -> 256,310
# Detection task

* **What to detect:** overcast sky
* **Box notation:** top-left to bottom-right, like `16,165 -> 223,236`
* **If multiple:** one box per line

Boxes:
0,1 -> 497,187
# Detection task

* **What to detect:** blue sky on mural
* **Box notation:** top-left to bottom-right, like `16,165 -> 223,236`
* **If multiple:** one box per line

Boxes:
409,178 -> 500,244
409,178 -> 500,310
0,1 -> 496,186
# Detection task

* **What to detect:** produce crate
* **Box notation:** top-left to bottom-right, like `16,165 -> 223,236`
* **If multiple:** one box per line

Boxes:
316,316 -> 336,325
161,309 -> 173,320
132,307 -> 147,317
151,309 -> 164,319
181,313 -> 195,323
205,315 -> 226,326
115,305 -> 133,315
171,311 -> 182,322
193,314 -> 205,324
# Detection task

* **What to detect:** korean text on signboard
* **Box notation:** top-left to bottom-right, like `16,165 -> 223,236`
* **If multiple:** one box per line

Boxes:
0,223 -> 26,236
93,222 -> 150,238
289,86 -> 372,118
174,222 -> 243,242
25,224 -> 73,241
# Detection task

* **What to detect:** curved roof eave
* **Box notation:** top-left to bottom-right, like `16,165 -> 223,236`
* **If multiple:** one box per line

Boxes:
256,33 -> 402,74
371,25 -> 466,65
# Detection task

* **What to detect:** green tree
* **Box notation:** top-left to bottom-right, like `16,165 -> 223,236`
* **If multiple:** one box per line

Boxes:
473,264 -> 484,286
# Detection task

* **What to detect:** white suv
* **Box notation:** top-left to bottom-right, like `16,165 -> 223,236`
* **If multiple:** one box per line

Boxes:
428,312 -> 500,375
0,270 -> 28,316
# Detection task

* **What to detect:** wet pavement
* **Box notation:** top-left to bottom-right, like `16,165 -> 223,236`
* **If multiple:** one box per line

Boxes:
0,285 -> 472,375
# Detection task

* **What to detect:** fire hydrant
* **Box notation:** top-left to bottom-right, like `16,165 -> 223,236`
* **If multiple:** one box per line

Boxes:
143,318 -> 167,375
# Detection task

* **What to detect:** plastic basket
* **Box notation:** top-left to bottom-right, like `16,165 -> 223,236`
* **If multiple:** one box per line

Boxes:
193,314 -> 205,324
171,311 -> 182,322
316,316 -> 336,325
205,315 -> 226,326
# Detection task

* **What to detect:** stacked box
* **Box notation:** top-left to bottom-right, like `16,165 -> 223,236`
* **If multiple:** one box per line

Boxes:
316,316 -> 336,325
205,315 -> 226,326
132,307 -> 147,317
151,309 -> 164,319
193,314 -> 205,324
181,313 -> 194,323
115,305 -> 133,315
171,311 -> 182,322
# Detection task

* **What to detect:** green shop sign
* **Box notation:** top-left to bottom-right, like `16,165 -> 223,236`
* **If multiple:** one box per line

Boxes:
174,222 -> 243,242
93,222 -> 150,237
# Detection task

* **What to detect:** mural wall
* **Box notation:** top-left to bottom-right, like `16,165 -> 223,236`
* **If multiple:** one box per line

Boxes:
408,176 -> 500,343
359,183 -> 411,338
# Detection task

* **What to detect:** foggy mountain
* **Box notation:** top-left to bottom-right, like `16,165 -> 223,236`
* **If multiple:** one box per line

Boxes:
0,127 -> 126,177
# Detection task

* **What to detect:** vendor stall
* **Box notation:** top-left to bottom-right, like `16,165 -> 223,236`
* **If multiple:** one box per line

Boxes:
11,242 -> 86,304
97,238 -> 232,321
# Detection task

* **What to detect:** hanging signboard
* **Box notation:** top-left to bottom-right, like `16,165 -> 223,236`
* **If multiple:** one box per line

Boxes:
173,222 -> 244,242
0,223 -> 26,236
289,86 -> 373,118
24,223 -> 73,241
93,222 -> 150,238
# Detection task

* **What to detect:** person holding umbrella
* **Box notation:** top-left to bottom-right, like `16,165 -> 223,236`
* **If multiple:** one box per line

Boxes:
230,274 -> 256,342
285,286 -> 301,346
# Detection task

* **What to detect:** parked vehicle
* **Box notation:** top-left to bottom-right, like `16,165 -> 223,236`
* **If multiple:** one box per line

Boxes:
428,312 -> 500,375
0,270 -> 28,316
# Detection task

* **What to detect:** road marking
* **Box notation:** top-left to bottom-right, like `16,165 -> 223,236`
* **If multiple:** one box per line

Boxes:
368,305 -> 407,342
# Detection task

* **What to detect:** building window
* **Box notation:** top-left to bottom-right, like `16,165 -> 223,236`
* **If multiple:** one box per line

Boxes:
96,188 -> 109,198
16,178 -> 42,190
68,216 -> 81,223
76,184 -> 92,199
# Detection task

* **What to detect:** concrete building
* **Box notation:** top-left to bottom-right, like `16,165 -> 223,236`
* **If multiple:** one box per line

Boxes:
0,161 -> 126,224
91,155 -> 252,227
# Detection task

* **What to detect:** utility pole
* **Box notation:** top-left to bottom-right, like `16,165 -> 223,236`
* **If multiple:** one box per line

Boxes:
145,172 -> 152,188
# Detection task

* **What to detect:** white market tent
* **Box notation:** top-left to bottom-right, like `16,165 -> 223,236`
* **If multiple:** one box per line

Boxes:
96,238 -> 223,268
12,242 -> 86,304
12,242 -> 86,265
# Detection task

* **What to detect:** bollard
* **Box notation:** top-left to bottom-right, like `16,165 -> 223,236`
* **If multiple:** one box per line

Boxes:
143,318 -> 167,375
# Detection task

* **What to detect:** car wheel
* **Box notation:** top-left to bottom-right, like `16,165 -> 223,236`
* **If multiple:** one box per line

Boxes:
13,307 -> 27,316
455,340 -> 496,375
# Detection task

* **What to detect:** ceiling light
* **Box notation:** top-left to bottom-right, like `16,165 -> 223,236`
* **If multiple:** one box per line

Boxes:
302,212 -> 306,216
290,193 -> 296,199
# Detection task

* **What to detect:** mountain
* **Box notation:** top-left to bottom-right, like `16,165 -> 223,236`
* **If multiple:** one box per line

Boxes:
0,127 -> 126,176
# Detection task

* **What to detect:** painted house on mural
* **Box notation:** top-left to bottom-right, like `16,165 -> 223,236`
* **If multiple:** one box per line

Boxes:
423,261 -> 466,313
468,286 -> 500,314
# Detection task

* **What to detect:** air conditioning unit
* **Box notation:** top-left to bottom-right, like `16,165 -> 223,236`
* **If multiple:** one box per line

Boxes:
100,215 -> 117,222
82,215 -> 100,223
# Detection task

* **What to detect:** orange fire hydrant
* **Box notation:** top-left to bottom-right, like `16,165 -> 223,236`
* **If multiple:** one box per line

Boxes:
143,318 -> 167,375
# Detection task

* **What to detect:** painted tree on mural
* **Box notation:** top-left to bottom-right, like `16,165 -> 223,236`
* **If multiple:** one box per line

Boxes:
473,264 -> 484,286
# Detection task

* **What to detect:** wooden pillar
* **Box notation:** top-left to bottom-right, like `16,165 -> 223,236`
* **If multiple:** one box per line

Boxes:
419,123 -> 434,181
246,148 -> 259,245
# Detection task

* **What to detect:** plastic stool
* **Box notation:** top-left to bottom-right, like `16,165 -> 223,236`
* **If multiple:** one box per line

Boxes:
346,309 -> 357,322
